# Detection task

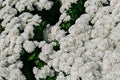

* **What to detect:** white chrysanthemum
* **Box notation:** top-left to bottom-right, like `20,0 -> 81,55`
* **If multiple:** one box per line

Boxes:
60,0 -> 78,13
56,72 -> 66,80
7,53 -> 20,64
1,0 -> 120,80
44,26 -> 66,41
8,69 -> 26,80
13,44 -> 22,53
35,0 -> 53,10
23,40 -> 36,53
15,0 -> 34,12
110,24 -> 120,41
15,36 -> 24,45
33,65 -> 54,80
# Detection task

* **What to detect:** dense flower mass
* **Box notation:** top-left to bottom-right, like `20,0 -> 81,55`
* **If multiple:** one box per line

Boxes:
0,0 -> 120,80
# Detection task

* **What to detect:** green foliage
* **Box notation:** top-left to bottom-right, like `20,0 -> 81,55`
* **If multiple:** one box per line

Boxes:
61,0 -> 86,31
31,21 -> 47,41
20,20 -> 48,80
30,0 -> 61,25
19,0 -> 86,80
35,59 -> 46,68
51,40 -> 60,51
0,20 -> 4,33
27,53 -> 36,61
0,26 -> 4,33
61,21 -> 71,31
20,49 -> 36,80
20,47 -> 58,80
20,48 -> 46,80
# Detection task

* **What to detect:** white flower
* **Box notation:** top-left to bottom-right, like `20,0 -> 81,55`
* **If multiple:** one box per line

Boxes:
19,12 -> 33,25
33,65 -> 54,80
114,14 -> 120,22
7,53 -> 20,64
43,44 -> 53,54
76,14 -> 91,24
110,0 -> 119,6
8,69 -> 26,80
38,41 -> 46,48
63,15 -> 71,22
13,44 -> 22,53
15,36 -> 24,45
51,58 -> 59,70
35,0 -> 53,11
56,72 -> 66,80
59,12 -> 67,21
15,0 -> 34,12
1,0 -> 120,80
23,40 -> 36,53
0,59 -> 8,67
24,25 -> 34,33
110,24 -> 120,41
30,0 -> 38,3
44,26 -> 66,41
8,61 -> 23,70
28,14 -> 42,26
44,1 -> 53,10
60,0 -> 78,13
0,67 -> 9,78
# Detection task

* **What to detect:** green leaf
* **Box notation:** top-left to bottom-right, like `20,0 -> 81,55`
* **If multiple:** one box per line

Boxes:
35,60 -> 46,68
28,53 -> 36,61
32,21 -> 47,41
61,0 -> 86,31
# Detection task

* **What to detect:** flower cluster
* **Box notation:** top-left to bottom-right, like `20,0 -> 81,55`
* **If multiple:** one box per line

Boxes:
0,0 -> 120,80
0,0 -> 43,80
36,0 -> 120,80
